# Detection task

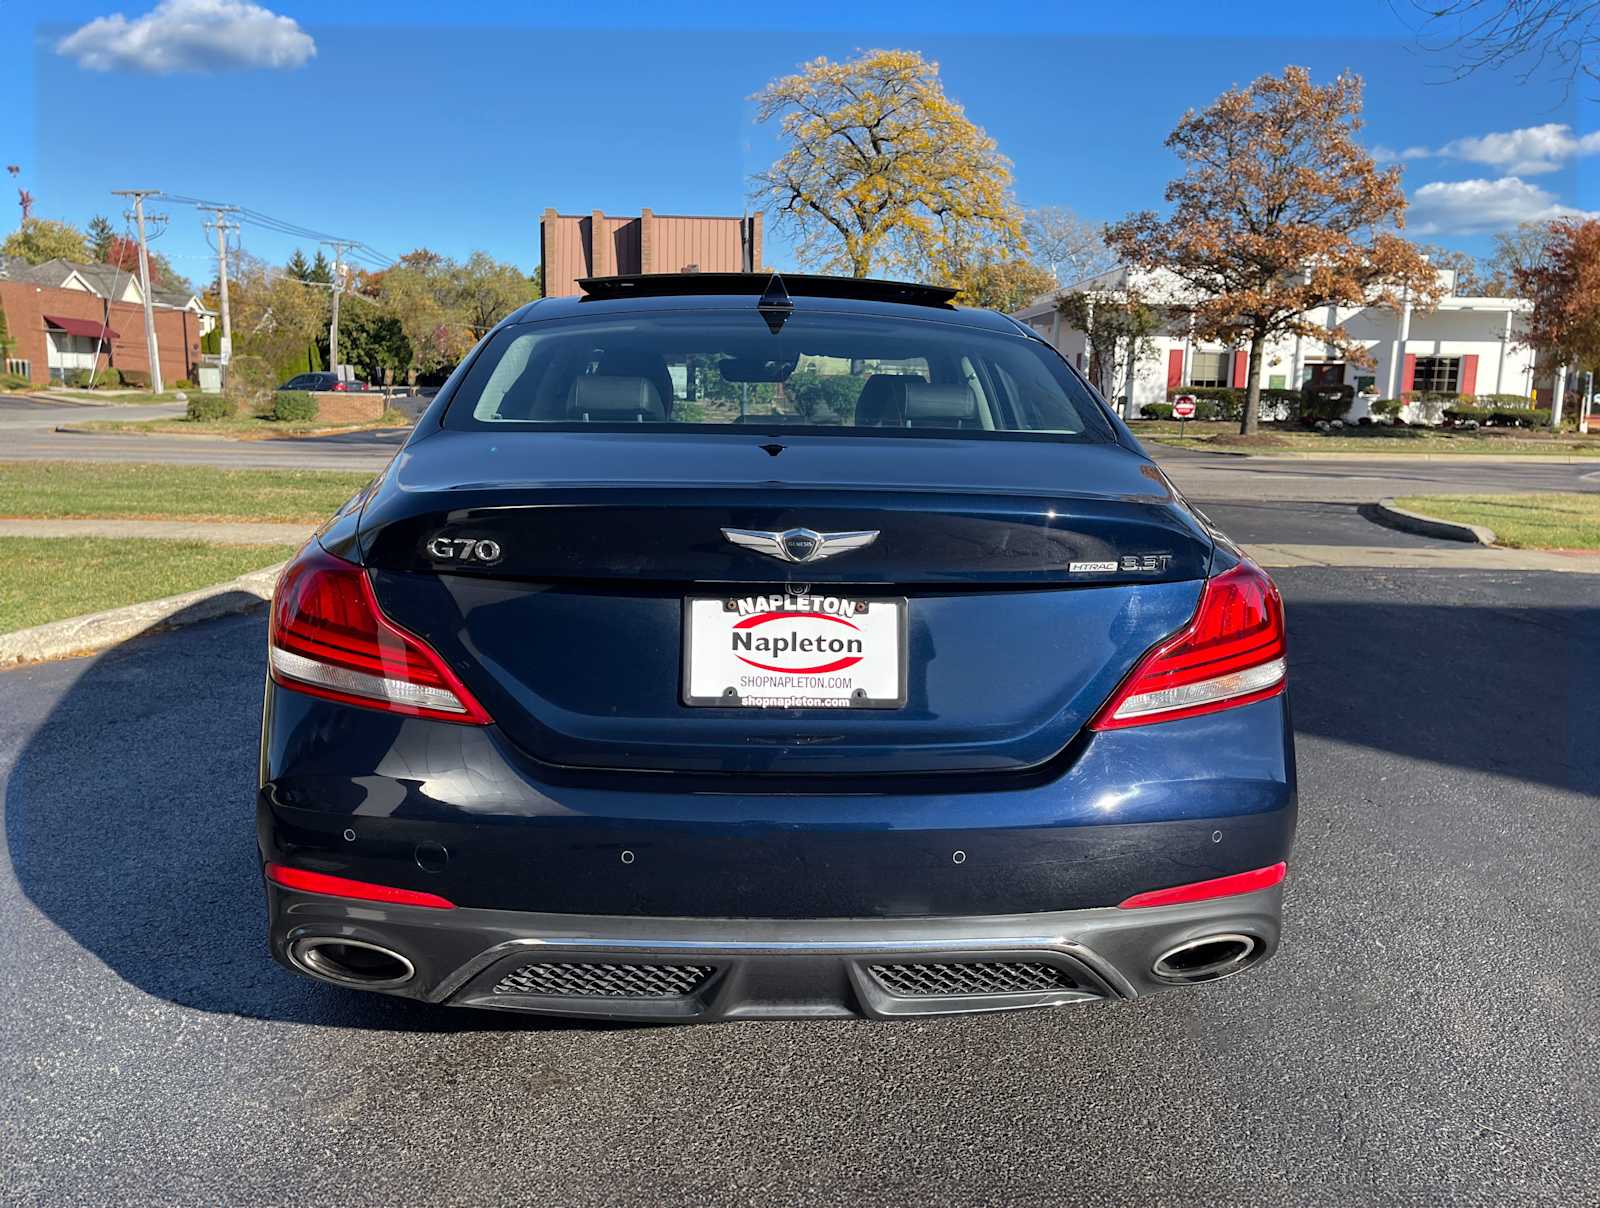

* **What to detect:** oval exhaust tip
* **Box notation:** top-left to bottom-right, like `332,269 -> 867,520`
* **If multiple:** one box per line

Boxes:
290,937 -> 415,989
1151,933 -> 1260,984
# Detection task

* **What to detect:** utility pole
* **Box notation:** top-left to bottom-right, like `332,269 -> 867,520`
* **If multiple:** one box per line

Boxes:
112,189 -> 166,393
204,206 -> 239,383
324,239 -> 353,380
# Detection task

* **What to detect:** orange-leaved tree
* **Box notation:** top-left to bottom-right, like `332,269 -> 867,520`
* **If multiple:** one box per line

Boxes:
749,49 -> 1024,284
1514,217 -> 1600,421
1106,67 -> 1440,434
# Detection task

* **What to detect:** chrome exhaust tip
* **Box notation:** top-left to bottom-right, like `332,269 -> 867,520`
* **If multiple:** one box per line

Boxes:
1151,933 -> 1260,984
289,937 -> 415,989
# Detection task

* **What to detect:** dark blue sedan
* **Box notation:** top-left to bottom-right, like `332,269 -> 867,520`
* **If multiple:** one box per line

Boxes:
257,272 -> 1295,1021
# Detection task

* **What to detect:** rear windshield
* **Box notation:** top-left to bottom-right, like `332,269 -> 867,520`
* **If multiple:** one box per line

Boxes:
440,309 -> 1113,441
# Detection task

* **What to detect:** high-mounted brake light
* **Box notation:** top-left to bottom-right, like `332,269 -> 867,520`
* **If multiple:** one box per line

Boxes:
265,863 -> 456,909
1091,561 -> 1286,730
268,545 -> 491,724
1117,862 -> 1286,909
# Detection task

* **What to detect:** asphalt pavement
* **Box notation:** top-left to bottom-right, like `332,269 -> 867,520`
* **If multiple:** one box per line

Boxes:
1,566 -> 1596,1206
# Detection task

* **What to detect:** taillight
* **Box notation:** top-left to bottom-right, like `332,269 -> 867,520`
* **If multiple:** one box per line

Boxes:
265,863 -> 456,909
332,381 -> 347,391
1117,861 -> 1286,909
1091,561 -> 1286,730
268,545 -> 491,724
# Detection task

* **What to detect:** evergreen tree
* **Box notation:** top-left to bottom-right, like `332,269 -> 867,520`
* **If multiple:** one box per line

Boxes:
87,215 -> 117,262
286,248 -> 312,281
308,249 -> 332,284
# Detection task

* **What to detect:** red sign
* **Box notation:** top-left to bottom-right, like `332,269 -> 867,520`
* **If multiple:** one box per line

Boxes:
1172,396 -> 1198,419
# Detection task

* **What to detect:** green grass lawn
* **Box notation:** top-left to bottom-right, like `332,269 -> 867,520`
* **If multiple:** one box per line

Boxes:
0,462 -> 372,523
1149,428 -> 1600,456
0,537 -> 294,634
1392,494 -> 1600,550
67,408 -> 412,437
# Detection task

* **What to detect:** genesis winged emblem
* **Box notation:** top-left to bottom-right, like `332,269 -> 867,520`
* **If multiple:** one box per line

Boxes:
721,527 -> 879,565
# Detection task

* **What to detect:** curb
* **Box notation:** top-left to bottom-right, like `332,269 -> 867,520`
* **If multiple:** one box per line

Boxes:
1149,442 -> 1596,464
1368,498 -> 1496,546
0,562 -> 283,668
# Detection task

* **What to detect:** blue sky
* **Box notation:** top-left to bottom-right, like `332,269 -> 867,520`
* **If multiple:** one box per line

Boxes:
3,0 -> 1597,288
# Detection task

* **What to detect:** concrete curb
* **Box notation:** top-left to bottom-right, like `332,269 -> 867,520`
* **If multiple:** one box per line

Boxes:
0,562 -> 283,668
1149,442 -> 1597,464
1368,498 -> 1496,546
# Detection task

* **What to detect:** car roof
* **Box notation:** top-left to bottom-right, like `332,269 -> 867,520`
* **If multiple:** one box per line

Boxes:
501,272 -> 1028,336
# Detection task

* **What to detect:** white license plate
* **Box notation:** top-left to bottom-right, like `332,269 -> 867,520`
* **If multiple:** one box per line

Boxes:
683,593 -> 906,708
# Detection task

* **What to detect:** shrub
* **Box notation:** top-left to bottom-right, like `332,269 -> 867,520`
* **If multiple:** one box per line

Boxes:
119,368 -> 149,388
65,368 -> 93,388
186,395 -> 235,421
273,391 -> 318,422
1441,404 -> 1552,428
93,366 -> 121,388
1296,397 -> 1350,423
174,377 -> 193,390
1371,398 -> 1403,419
1143,399 -> 1222,421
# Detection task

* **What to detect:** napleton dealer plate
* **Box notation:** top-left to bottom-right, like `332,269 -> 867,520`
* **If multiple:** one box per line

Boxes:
683,592 -> 907,708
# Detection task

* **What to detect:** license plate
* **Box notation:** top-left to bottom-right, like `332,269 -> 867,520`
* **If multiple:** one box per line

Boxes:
683,592 -> 906,708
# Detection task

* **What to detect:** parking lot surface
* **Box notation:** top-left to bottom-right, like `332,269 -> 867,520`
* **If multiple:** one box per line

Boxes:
1,565 -> 1595,1205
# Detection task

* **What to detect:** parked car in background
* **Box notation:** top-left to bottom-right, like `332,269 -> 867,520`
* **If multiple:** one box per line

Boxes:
258,271 -> 1297,1023
278,372 -> 369,393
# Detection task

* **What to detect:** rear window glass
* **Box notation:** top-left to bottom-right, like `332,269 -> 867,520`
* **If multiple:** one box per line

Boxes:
440,310 -> 1112,441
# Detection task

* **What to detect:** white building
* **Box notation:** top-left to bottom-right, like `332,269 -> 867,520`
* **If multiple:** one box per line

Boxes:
1012,266 -> 1535,417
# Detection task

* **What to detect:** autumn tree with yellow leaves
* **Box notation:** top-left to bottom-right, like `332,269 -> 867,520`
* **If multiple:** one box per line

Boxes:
750,49 -> 1025,293
1107,67 -> 1439,435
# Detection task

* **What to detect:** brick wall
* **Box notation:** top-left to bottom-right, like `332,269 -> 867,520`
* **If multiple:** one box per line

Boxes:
0,280 -> 202,386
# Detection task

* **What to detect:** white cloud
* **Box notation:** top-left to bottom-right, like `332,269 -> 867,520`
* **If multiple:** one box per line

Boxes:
1381,123 -> 1600,175
56,0 -> 315,74
1407,176 -> 1597,235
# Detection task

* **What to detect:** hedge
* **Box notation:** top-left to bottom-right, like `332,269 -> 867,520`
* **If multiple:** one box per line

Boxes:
1442,404 -> 1552,428
1142,400 -> 1221,421
272,391 -> 319,422
186,395 -> 235,421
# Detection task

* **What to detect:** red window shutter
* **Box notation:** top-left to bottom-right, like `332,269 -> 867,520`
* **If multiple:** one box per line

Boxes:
1232,350 -> 1248,389
1458,354 -> 1478,396
1167,349 -> 1184,389
1401,353 -> 1416,395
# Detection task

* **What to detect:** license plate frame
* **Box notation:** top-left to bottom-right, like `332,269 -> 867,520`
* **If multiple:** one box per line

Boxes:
682,592 -> 908,709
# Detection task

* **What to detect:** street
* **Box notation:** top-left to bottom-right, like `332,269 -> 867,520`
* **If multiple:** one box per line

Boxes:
4,394 -> 1599,502
1,560 -> 1596,1205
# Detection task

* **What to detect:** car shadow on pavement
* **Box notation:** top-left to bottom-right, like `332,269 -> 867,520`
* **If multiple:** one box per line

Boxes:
4,570 -> 1596,1031
1281,571 -> 1600,798
2,599 -> 620,1034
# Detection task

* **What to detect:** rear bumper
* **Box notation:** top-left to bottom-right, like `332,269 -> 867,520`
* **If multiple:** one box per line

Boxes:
268,882 -> 1285,1021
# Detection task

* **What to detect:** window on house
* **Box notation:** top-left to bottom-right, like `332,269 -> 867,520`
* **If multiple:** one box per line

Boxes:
1411,356 -> 1460,396
1189,351 -> 1229,387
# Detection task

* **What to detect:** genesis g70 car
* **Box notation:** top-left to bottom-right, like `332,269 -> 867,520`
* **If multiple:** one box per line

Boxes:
258,272 -> 1295,1021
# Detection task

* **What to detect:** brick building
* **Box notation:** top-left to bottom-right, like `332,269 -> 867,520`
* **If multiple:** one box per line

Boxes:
0,254 -> 208,385
539,208 -> 762,298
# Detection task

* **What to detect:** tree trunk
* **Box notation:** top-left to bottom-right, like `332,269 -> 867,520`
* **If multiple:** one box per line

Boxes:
1240,331 -> 1267,436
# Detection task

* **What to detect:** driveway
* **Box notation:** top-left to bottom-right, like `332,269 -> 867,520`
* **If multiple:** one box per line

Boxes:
1,565 -> 1595,1206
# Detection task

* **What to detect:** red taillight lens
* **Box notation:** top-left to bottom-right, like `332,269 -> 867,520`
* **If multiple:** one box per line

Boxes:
265,863 -> 456,909
332,381 -> 347,391
1117,861 -> 1286,909
268,545 -> 491,724
1091,561 -> 1286,730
